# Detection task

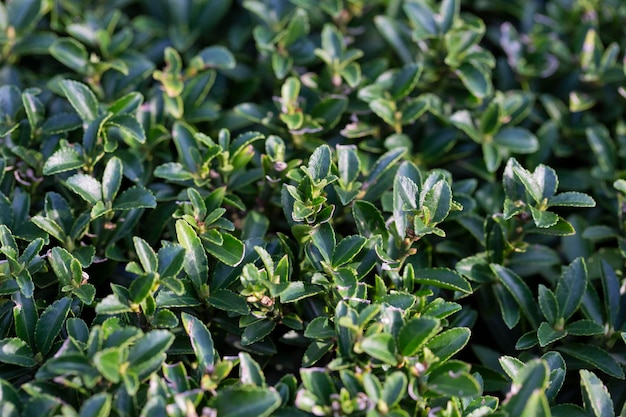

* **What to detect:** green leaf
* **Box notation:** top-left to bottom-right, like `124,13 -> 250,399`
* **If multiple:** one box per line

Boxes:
208,386 -> 281,417
413,268 -> 472,294
332,235 -> 367,268
353,200 -> 387,239
421,178 -> 452,224
370,98 -> 397,126
50,38 -> 88,73
548,192 -> 596,208
308,144 -> 332,181
65,174 -> 102,204
101,157 -> 123,202
502,359 -> 550,416
241,320 -> 276,346
176,220 -> 208,290
491,264 -> 541,327
112,186 -> 156,210
239,352 -> 265,386
382,371 -> 408,408
279,282 -> 323,303
428,370 -> 481,397
310,223 -> 336,264
153,162 -> 194,181
129,272 -> 156,303
0,338 -> 37,367
133,237 -> 157,273
425,327 -> 471,362
537,322 -> 567,347
566,319 -> 604,336
127,330 -> 174,380
397,317 -> 441,356
181,312 -> 215,371
196,45 -> 236,69
456,62 -> 491,99
41,112 -> 82,134
529,206 -> 559,228
49,246 -> 77,287
538,285 -> 558,324
580,369 -> 614,417
493,128 -> 539,154
203,232 -> 245,267
59,79 -> 99,122
390,63 -> 422,100
93,348 -> 122,383
555,258 -> 587,321
558,344 -> 624,379
361,333 -> 398,365
207,289 -> 250,315
79,393 -> 112,417
35,297 -> 71,355
300,368 -> 337,403
107,114 -> 146,144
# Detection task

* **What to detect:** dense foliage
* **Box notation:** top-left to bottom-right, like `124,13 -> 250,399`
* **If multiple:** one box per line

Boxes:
1,0 -> 626,415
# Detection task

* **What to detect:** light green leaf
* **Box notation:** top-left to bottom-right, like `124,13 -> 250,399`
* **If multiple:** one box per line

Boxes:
361,333 -> 398,366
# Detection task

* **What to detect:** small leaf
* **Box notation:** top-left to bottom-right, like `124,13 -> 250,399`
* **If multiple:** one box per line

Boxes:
50,38 -> 88,73
493,128 -> 539,154
241,320 -> 276,346
207,289 -> 250,315
127,330 -> 174,380
176,220 -> 208,290
112,186 -> 156,210
65,174 -> 102,204
181,312 -> 215,371
548,192 -> 596,208
208,386 -> 281,417
555,258 -> 587,321
491,264 -> 541,327
332,235 -> 367,268
196,45 -> 236,69
102,157 -> 123,202
502,359 -> 550,416
79,393 -> 112,417
203,233 -> 245,267
537,322 -> 567,347
0,338 -> 37,367
43,146 -> 84,176
456,62 -> 491,99
360,333 -> 398,366
428,370 -> 481,398
413,268 -> 472,294
35,297 -> 71,355
580,369 -> 614,417
558,344 -> 624,379
59,79 -> 99,122
133,237 -> 157,273
425,327 -> 471,362
382,372 -> 408,408
107,114 -> 146,144
239,352 -> 265,386
397,317 -> 441,356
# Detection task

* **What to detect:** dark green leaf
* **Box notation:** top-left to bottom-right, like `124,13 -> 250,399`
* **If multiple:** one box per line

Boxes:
176,220 -> 208,290
558,344 -> 624,379
65,174 -> 102,204
239,352 -> 265,386
35,297 -> 71,355
241,320 -> 276,346
207,289 -> 250,315
181,312 -> 215,371
537,322 -> 567,347
127,330 -> 175,380
425,327 -> 470,362
491,264 -> 541,327
203,232 -> 244,267
59,79 -> 99,122
580,369 -> 614,417
196,45 -> 236,69
0,338 -> 37,367
50,38 -> 88,73
79,393 -> 111,417
397,317 -> 441,356
456,62 -> 491,99
112,186 -> 156,210
493,128 -> 539,154
414,268 -> 472,294
208,385 -> 281,417
555,258 -> 587,321
428,370 -> 481,398
332,235 -> 367,268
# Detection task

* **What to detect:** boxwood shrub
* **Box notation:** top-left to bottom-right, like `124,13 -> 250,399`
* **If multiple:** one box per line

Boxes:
1,0 -> 626,416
